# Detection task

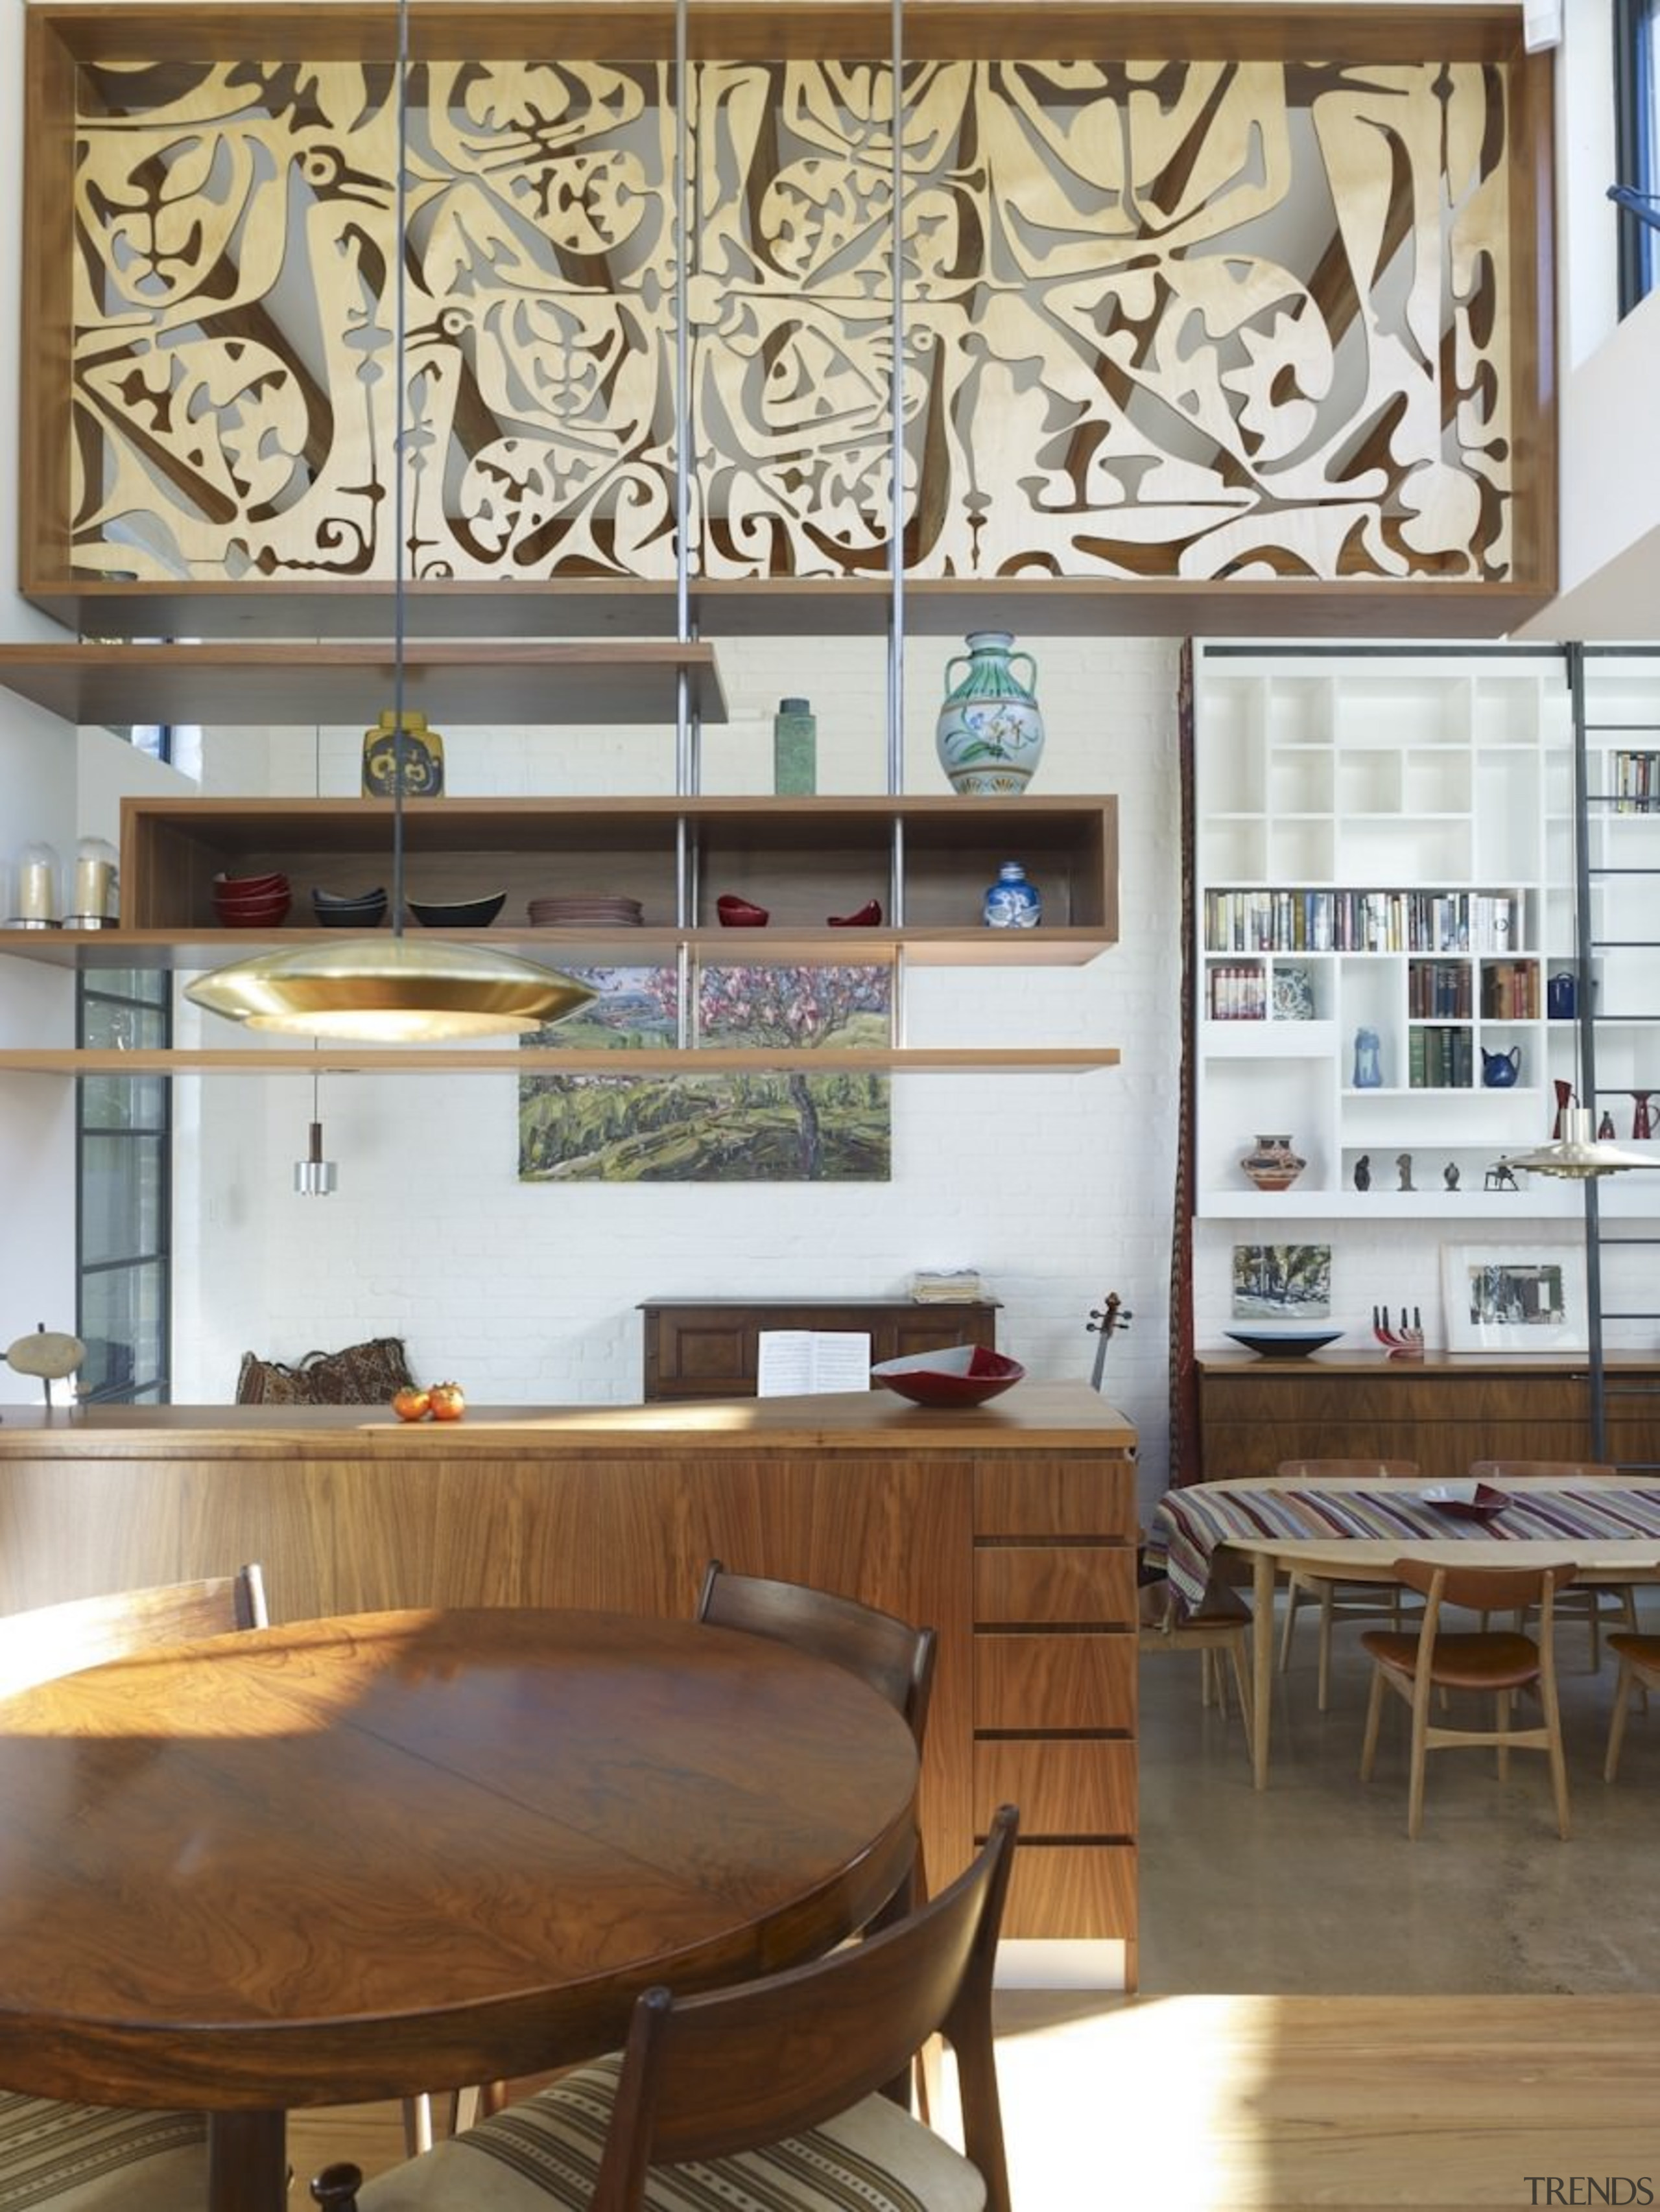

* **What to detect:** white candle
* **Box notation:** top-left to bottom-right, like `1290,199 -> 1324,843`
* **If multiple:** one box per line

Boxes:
18,857 -> 56,921
75,854 -> 112,917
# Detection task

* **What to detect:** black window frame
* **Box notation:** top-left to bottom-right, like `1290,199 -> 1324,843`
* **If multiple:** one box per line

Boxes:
1615,0 -> 1660,315
76,971 -> 172,1404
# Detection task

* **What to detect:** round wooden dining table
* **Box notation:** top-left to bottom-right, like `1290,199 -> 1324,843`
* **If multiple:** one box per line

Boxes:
0,1606 -> 919,2212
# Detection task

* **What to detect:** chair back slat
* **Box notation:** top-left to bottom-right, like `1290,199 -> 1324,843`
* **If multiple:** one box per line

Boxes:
696,1560 -> 935,1748
1277,1458 -> 1421,1480
597,1808 -> 1016,2202
0,1566 -> 268,1700
1393,1555 -> 1578,1615
1469,1459 -> 1617,1481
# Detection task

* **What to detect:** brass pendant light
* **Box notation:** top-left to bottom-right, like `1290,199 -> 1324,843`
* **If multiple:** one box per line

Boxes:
1501,1107 -> 1657,1181
184,1 -> 593,1045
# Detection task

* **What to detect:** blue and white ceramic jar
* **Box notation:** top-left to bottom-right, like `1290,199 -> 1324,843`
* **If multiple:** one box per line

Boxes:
982,862 -> 1042,929
936,631 -> 1047,795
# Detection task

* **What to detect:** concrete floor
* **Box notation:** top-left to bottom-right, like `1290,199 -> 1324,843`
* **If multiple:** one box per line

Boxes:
1137,1592 -> 1660,1994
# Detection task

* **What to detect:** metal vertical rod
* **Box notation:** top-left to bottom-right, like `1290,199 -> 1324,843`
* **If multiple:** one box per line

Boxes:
672,0 -> 693,1043
1568,642 -> 1609,1461
887,0 -> 907,934
390,0 -> 411,937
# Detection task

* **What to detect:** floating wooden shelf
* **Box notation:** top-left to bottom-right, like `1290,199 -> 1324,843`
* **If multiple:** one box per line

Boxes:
0,641 -> 727,726
17,578 -> 1552,646
0,1046 -> 1121,1077
0,925 -> 1111,972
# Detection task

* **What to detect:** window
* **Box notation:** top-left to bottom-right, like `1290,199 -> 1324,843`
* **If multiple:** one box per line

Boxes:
1616,0 -> 1660,314
77,971 -> 171,1402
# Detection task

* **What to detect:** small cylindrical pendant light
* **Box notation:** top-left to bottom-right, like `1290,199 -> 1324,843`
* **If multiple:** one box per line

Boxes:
294,1076 -> 338,1195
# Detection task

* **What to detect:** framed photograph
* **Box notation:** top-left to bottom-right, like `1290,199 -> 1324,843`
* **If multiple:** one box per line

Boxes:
1232,1243 -> 1332,1320
1440,1243 -> 1588,1352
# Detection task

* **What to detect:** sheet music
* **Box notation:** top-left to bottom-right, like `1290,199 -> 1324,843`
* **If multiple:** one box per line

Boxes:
755,1331 -> 872,1396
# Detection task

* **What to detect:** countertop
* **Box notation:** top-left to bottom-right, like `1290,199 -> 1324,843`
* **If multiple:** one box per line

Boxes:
0,1382 -> 1135,1459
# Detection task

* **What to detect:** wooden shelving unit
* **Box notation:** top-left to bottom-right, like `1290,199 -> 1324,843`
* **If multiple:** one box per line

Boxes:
0,1046 -> 1121,1077
0,641 -> 727,726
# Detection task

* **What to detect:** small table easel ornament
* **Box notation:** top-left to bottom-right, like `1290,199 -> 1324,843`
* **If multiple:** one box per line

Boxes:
1086,1291 -> 1132,1393
1372,1306 -> 1425,1360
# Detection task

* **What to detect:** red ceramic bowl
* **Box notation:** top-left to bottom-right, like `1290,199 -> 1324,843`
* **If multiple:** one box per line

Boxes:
1420,1480 -> 1510,1521
828,899 -> 883,927
213,872 -> 289,897
716,895 -> 770,927
212,893 -> 291,926
870,1345 -> 1026,1408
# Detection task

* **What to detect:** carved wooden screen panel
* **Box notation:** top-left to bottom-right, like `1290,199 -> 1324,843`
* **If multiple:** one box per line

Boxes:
24,12 -> 1550,615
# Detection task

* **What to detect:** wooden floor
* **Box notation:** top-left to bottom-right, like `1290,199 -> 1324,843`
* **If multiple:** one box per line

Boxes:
286,1994 -> 1660,2208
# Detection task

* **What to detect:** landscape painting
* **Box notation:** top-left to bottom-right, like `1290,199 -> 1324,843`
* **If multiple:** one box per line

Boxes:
518,965 -> 892,1182
1231,1243 -> 1333,1320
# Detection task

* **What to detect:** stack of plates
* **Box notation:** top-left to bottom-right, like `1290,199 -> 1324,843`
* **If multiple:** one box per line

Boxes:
528,895 -> 643,928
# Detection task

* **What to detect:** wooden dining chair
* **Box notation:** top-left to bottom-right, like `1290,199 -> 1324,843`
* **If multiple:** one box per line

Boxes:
1275,1458 -> 1423,1710
1137,1570 -> 1255,1765
1467,1460 -> 1639,1667
0,1567 -> 268,2209
1602,1632 -> 1660,1780
1358,1557 -> 1578,1841
310,1807 -> 1017,2212
695,1559 -> 937,1750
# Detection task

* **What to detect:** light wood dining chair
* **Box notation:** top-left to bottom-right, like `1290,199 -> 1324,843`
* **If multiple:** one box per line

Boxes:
1359,1557 -> 1578,1840
1602,1632 -> 1660,1780
1275,1458 -> 1423,1710
311,1809 -> 1017,2212
1138,1571 -> 1255,1764
0,1568 -> 268,2209
1468,1460 -> 1639,1667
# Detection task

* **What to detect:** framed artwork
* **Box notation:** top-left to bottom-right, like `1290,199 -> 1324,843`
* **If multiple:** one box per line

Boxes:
1440,1243 -> 1588,1353
1231,1243 -> 1332,1320
518,965 -> 892,1182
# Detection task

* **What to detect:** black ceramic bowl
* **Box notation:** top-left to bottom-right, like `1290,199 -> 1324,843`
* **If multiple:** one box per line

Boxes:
1224,1328 -> 1344,1359
407,892 -> 508,929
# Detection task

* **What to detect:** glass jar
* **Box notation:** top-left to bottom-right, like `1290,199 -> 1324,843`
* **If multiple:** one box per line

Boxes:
69,836 -> 119,927
8,841 -> 62,928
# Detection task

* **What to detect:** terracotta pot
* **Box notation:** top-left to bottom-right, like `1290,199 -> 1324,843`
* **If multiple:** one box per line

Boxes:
1240,1133 -> 1306,1193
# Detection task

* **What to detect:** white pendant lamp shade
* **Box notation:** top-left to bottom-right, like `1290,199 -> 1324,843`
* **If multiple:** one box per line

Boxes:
186,937 -> 596,1041
1502,1107 -> 1657,1180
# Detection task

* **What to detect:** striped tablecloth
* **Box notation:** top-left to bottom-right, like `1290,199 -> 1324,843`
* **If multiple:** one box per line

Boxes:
1147,1484 -> 1660,1614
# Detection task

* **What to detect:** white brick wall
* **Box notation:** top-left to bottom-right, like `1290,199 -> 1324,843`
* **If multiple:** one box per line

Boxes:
172,631 -> 1189,1485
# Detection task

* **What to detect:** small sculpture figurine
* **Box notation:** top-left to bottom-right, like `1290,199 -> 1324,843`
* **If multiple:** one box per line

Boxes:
1353,1153 -> 1371,1192
1372,1305 -> 1425,1360
1485,1160 -> 1521,1192
1444,1162 -> 1460,1191
1396,1152 -> 1415,1192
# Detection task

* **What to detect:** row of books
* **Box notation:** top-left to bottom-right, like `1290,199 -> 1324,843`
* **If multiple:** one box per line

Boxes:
1205,889 -> 1524,954
1407,1026 -> 1476,1090
1207,965 -> 1271,1020
1477,959 -> 1539,1018
1406,961 -> 1471,1018
1608,750 -> 1660,814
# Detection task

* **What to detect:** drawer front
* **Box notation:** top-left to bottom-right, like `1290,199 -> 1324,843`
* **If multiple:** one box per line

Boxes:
974,1632 -> 1134,1732
973,1544 -> 1134,1627
999,1842 -> 1137,1939
973,1738 -> 1135,1836
975,1459 -> 1135,1537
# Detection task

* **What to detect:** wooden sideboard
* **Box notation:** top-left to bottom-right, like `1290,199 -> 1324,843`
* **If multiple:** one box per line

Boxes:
1198,1352 -> 1660,1481
0,1383 -> 1136,1969
639,1297 -> 1000,1401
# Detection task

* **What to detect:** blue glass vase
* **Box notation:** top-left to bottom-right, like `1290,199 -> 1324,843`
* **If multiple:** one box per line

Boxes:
983,862 -> 1041,929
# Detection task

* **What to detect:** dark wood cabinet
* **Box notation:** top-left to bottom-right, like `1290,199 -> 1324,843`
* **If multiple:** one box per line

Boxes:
1197,1352 -> 1660,1482
640,1297 -> 999,1402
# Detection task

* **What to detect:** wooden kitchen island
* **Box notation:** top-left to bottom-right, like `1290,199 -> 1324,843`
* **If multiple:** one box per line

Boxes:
0,1383 -> 1138,1968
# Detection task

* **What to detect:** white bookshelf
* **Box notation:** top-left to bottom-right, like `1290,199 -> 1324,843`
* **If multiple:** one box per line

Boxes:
1193,647 -> 1575,1219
